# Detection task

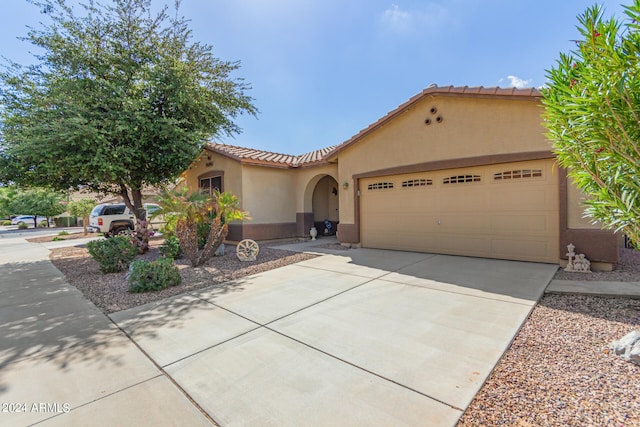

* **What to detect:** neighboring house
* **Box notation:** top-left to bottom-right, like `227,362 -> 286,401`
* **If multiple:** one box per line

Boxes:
181,85 -> 619,269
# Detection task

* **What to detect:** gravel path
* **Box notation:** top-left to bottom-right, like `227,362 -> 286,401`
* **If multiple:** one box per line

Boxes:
49,240 -> 316,314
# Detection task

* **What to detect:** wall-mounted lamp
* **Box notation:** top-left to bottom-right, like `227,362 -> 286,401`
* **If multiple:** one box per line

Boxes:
343,182 -> 349,190
331,187 -> 338,196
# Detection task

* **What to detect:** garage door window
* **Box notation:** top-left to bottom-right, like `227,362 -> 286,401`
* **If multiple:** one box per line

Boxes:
368,182 -> 394,190
443,175 -> 481,184
402,179 -> 432,188
493,169 -> 542,180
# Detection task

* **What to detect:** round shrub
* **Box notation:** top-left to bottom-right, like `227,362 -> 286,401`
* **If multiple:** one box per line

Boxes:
127,257 -> 181,293
18,222 -> 28,229
2,220 -> 11,226
38,220 -> 48,228
87,236 -> 138,273
159,235 -> 181,259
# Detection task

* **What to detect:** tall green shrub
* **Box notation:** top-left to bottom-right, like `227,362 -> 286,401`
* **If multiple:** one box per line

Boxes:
543,2 -> 640,245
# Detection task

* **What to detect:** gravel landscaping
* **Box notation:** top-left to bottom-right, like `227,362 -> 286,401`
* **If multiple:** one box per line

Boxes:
458,294 -> 640,426
554,248 -> 640,282
459,248 -> 640,426
49,238 -> 316,314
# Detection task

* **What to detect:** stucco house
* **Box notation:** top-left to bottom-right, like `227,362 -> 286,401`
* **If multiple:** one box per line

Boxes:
180,85 -> 619,269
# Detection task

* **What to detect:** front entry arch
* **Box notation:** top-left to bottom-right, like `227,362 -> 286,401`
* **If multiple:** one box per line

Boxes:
297,173 -> 339,238
312,175 -> 339,235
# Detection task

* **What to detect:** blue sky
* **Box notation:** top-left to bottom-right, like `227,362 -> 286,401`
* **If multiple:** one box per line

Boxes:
0,0 -> 628,154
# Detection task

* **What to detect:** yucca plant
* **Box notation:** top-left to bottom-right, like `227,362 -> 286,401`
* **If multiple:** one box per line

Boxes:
154,188 -> 250,266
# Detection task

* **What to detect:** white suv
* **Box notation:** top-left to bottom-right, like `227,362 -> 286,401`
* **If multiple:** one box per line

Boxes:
88,203 -> 161,237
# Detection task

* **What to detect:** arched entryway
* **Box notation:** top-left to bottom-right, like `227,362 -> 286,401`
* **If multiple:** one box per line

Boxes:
312,175 -> 339,235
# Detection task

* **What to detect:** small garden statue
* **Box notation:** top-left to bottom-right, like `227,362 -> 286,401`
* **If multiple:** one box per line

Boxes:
564,243 -> 591,273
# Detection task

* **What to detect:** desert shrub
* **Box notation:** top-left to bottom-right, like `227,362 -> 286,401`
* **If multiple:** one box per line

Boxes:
127,257 -> 181,293
2,220 -> 11,226
52,236 -> 65,241
58,231 -> 70,236
37,220 -> 48,228
18,222 -> 28,229
87,236 -> 138,273
160,235 -> 181,259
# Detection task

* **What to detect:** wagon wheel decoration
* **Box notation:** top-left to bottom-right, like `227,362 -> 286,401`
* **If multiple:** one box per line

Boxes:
236,239 -> 259,261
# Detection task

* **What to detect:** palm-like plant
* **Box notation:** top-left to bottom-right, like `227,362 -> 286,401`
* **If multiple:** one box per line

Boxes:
154,188 -> 250,266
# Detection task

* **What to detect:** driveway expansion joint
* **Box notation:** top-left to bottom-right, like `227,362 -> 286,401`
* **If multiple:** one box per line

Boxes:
106,315 -> 218,426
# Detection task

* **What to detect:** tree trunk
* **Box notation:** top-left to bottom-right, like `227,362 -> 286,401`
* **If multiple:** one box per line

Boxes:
120,186 -> 149,253
83,215 -> 89,235
177,219 -> 199,267
197,217 -> 227,266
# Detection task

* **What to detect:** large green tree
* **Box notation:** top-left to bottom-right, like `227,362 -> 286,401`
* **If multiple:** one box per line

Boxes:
543,1 -> 640,246
0,0 -> 255,249
9,188 -> 66,227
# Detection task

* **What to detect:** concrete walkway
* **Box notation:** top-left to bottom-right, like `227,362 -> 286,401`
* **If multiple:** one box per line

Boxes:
1,232 -> 569,426
546,279 -> 640,299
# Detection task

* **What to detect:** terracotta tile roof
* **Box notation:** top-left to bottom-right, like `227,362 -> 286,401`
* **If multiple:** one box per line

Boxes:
205,142 -> 339,168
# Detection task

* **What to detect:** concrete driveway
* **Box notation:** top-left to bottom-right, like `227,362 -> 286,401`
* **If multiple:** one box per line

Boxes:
109,245 -> 558,426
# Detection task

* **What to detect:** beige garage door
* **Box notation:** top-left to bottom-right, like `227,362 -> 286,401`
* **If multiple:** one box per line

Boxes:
360,160 -> 559,263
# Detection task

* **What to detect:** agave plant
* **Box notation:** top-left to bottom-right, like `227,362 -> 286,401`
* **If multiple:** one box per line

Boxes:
154,188 -> 250,266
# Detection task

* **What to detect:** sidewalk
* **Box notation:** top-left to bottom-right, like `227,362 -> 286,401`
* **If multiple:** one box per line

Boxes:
0,235 -> 212,426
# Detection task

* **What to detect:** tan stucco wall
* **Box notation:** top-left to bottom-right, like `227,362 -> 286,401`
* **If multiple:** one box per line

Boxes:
182,152 -> 342,225
241,165 -> 297,224
567,176 -> 601,230
182,152 -> 244,202
336,95 -> 551,224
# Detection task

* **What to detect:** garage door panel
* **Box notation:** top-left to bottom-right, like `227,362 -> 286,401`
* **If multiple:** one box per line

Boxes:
360,160 -> 559,263
490,238 -> 553,262
490,215 -> 553,234
439,235 -> 489,255
399,195 -> 438,212
364,230 -> 440,253
439,214 -> 489,234
439,190 -> 487,211
489,188 -> 550,211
